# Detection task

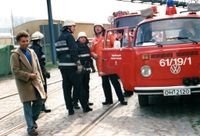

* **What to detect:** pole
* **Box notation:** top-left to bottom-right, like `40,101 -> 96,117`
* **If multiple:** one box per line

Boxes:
46,0 -> 57,64
10,10 -> 15,45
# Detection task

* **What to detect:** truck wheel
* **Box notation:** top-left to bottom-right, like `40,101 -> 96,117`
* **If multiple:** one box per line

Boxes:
138,95 -> 149,107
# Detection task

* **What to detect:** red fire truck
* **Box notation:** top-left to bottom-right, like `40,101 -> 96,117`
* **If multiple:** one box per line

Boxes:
102,3 -> 200,106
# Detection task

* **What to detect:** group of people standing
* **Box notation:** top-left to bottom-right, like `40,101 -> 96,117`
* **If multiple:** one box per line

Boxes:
56,20 -> 128,116
10,20 -> 130,136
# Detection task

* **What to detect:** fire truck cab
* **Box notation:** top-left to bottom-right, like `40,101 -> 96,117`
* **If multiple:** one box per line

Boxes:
112,11 -> 144,28
102,3 -> 200,106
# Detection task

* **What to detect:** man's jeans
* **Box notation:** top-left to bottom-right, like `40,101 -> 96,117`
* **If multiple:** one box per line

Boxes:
23,91 -> 43,133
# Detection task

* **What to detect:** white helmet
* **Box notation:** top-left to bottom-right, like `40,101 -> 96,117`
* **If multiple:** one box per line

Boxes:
63,20 -> 76,27
77,32 -> 87,40
31,31 -> 44,41
94,23 -> 104,28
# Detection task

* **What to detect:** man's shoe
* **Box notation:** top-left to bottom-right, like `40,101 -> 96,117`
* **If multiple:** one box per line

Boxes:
43,108 -> 51,113
68,110 -> 75,115
120,101 -> 128,105
28,128 -> 38,136
88,102 -> 93,106
83,107 -> 93,113
41,105 -> 51,113
102,101 -> 113,105
33,121 -> 38,129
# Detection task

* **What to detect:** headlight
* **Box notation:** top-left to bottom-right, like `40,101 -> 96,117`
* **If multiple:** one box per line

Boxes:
141,65 -> 152,77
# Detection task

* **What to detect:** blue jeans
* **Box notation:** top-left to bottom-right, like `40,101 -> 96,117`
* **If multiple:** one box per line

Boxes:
23,90 -> 43,133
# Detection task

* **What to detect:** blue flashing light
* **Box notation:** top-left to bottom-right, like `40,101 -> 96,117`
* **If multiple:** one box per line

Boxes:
167,0 -> 174,7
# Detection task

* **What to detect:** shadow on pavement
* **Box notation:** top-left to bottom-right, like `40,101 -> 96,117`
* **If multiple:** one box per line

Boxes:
139,94 -> 200,116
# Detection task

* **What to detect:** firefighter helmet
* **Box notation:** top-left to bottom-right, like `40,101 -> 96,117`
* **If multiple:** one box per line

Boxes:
31,31 -> 44,41
63,20 -> 76,27
77,32 -> 87,40
94,23 -> 104,28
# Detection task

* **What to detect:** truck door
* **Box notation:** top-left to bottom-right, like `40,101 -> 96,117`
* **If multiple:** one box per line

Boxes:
102,27 -> 136,90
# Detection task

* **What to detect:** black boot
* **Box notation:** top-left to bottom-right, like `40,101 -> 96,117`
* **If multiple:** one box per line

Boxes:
68,110 -> 75,115
88,102 -> 94,106
41,105 -> 51,113
102,101 -> 113,105
73,102 -> 80,109
120,100 -> 128,105
83,107 -> 93,113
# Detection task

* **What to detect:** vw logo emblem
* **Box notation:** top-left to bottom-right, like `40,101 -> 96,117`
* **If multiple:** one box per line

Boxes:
170,64 -> 181,74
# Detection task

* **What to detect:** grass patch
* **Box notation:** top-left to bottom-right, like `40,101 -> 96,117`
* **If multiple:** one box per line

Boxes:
45,61 -> 58,70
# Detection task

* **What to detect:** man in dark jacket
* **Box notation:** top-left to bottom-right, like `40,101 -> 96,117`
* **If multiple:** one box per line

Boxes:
73,32 -> 94,109
55,20 -> 92,115
30,31 -> 51,113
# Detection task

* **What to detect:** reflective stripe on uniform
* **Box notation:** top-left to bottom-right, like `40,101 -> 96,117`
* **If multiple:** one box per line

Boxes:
56,47 -> 69,51
41,55 -> 45,59
84,68 -> 91,71
78,54 -> 90,57
58,63 -> 76,66
55,40 -> 67,47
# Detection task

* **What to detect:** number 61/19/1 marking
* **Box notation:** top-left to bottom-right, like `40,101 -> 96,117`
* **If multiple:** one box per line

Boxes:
159,57 -> 192,67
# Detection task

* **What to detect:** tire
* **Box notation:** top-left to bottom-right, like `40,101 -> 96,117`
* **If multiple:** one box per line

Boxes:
138,95 -> 149,107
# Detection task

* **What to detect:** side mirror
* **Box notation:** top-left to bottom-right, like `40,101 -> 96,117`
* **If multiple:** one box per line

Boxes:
114,40 -> 121,48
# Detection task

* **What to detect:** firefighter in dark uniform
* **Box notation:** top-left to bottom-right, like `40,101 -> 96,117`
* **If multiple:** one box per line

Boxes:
30,31 -> 51,113
73,32 -> 94,109
55,20 -> 92,115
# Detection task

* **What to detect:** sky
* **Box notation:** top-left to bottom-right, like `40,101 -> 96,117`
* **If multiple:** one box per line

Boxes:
0,0 -> 186,29
0,0 -> 152,27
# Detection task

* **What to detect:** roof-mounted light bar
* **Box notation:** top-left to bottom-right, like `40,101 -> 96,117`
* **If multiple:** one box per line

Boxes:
188,3 -> 200,13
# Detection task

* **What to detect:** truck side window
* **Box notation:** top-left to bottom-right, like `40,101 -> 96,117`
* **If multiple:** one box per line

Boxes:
115,30 -> 124,48
179,21 -> 197,39
142,23 -> 152,42
122,33 -> 128,48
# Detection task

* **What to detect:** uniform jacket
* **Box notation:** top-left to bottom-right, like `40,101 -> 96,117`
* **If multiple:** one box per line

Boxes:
90,34 -> 114,76
30,42 -> 46,72
10,48 -> 47,103
77,41 -> 93,71
55,30 -> 79,68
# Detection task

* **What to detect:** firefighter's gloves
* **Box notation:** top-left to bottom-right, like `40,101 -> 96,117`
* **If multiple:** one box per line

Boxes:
45,71 -> 51,78
91,68 -> 96,73
76,60 -> 84,74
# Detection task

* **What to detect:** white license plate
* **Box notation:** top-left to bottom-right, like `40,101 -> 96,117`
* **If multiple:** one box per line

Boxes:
163,88 -> 191,96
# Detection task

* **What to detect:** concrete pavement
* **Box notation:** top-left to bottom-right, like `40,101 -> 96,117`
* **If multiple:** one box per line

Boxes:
1,69 -> 200,136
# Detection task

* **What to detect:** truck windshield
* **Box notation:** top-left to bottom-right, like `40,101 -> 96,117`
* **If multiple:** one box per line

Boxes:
135,18 -> 200,47
114,15 -> 144,28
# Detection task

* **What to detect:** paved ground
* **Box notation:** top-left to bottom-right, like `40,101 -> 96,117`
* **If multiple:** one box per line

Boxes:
1,69 -> 200,136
